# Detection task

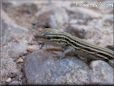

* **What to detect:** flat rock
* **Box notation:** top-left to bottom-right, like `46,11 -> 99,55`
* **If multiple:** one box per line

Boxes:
24,50 -> 90,84
90,60 -> 114,84
24,50 -> 114,84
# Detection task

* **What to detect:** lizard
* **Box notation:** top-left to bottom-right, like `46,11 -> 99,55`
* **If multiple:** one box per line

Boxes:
36,29 -> 114,68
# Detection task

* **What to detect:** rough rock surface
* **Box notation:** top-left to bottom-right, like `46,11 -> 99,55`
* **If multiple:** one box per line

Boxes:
24,50 -> 90,84
24,50 -> 114,84
1,10 -> 33,85
90,60 -> 114,84
1,17 -> 33,58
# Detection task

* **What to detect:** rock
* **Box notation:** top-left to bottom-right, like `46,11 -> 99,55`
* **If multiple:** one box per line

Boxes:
65,7 -> 103,39
9,80 -> 22,85
1,20 -> 32,45
90,60 -> 114,84
2,2 -> 38,28
1,12 -> 33,58
24,50 -> 90,84
0,57 -> 19,83
34,6 -> 69,31
67,18 -> 112,48
16,58 -> 24,63
6,78 -> 12,83
49,7 -> 69,31
103,14 -> 113,25
2,42 -> 28,58
67,7 -> 102,20
33,6 -> 53,28
65,25 -> 100,39
27,45 -> 39,53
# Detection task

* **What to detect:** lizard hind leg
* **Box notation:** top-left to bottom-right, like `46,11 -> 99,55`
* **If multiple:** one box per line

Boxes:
38,42 -> 45,49
58,42 -> 69,59
59,46 -> 76,60
108,59 -> 114,68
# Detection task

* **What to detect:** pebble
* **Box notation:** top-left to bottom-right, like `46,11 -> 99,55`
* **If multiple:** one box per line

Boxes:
27,45 -> 39,52
6,78 -> 12,83
17,58 -> 24,63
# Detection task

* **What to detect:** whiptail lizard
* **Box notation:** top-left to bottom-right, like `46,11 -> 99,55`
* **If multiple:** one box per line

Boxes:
37,30 -> 114,68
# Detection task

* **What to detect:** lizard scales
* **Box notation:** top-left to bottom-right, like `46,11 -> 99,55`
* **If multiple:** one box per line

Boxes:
41,31 -> 114,67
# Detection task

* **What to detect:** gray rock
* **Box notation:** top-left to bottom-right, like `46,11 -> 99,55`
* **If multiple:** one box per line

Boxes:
2,42 -> 28,58
9,80 -> 22,85
90,60 -> 114,84
49,7 -> 69,30
24,51 -> 90,84
34,6 -> 69,31
103,14 -> 113,25
1,17 -> 33,58
2,19 -> 32,45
